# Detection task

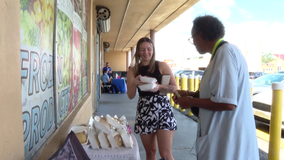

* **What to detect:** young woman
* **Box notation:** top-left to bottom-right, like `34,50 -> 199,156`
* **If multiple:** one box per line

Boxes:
127,37 -> 177,160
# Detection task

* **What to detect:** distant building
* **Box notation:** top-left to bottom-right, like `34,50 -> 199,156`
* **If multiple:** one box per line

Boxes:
181,56 -> 210,70
165,56 -> 210,70
164,59 -> 177,68
262,54 -> 284,73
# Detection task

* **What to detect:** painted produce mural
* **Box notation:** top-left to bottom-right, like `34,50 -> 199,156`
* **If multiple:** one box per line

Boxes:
20,0 -> 88,159
56,0 -> 88,125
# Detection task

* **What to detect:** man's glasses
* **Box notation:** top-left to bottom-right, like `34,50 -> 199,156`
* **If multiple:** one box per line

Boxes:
188,32 -> 198,44
188,37 -> 194,44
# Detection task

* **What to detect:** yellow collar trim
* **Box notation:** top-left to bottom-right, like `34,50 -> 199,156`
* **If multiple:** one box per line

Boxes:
212,38 -> 223,57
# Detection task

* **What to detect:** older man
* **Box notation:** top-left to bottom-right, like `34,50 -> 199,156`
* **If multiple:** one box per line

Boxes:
174,15 -> 259,160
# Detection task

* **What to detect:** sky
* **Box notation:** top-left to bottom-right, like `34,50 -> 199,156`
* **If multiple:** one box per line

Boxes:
155,0 -> 284,67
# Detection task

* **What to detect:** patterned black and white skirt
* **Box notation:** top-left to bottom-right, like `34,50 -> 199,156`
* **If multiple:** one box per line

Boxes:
134,94 -> 177,135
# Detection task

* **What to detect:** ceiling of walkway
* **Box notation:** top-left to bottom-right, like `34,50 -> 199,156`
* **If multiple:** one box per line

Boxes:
94,0 -> 199,52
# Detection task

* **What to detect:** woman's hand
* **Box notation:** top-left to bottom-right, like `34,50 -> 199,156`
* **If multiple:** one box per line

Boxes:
133,75 -> 145,86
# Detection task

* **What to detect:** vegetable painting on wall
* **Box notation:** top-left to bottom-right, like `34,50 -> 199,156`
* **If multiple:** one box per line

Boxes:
20,0 -> 89,159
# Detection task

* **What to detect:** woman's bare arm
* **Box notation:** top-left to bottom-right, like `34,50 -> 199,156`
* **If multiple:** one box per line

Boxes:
158,62 -> 178,94
127,68 -> 144,99
127,68 -> 137,99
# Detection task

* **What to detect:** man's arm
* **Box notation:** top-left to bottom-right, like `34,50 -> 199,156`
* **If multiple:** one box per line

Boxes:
178,97 -> 236,111
107,75 -> 112,82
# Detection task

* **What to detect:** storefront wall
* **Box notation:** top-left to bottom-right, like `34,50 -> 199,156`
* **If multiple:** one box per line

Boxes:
33,0 -> 96,159
0,0 -> 25,159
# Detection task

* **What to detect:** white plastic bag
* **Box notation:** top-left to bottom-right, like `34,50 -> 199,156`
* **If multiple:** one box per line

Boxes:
98,131 -> 111,149
119,128 -> 133,148
93,116 -> 111,134
88,128 -> 100,149
107,130 -> 123,149
69,125 -> 89,145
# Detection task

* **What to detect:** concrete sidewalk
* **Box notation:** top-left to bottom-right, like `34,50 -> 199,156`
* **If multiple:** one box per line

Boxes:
96,93 -> 271,160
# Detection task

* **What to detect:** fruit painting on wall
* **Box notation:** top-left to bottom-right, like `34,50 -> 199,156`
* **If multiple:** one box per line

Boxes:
20,0 -> 56,159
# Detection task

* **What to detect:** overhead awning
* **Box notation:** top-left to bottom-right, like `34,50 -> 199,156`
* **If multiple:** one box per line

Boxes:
94,0 -> 199,52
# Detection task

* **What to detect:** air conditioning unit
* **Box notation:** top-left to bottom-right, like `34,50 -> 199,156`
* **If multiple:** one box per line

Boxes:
97,6 -> 111,33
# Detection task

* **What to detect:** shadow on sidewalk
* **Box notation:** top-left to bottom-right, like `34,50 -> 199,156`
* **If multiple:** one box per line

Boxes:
96,93 -> 268,160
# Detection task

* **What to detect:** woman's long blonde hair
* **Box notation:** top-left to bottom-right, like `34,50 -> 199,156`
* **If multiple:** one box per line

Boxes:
131,37 -> 156,76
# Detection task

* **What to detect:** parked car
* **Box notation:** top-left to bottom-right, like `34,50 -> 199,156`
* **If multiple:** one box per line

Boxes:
252,74 -> 284,95
173,69 -> 204,77
253,89 -> 284,129
276,71 -> 284,74
171,68 -> 183,74
252,74 -> 284,129
249,71 -> 266,79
